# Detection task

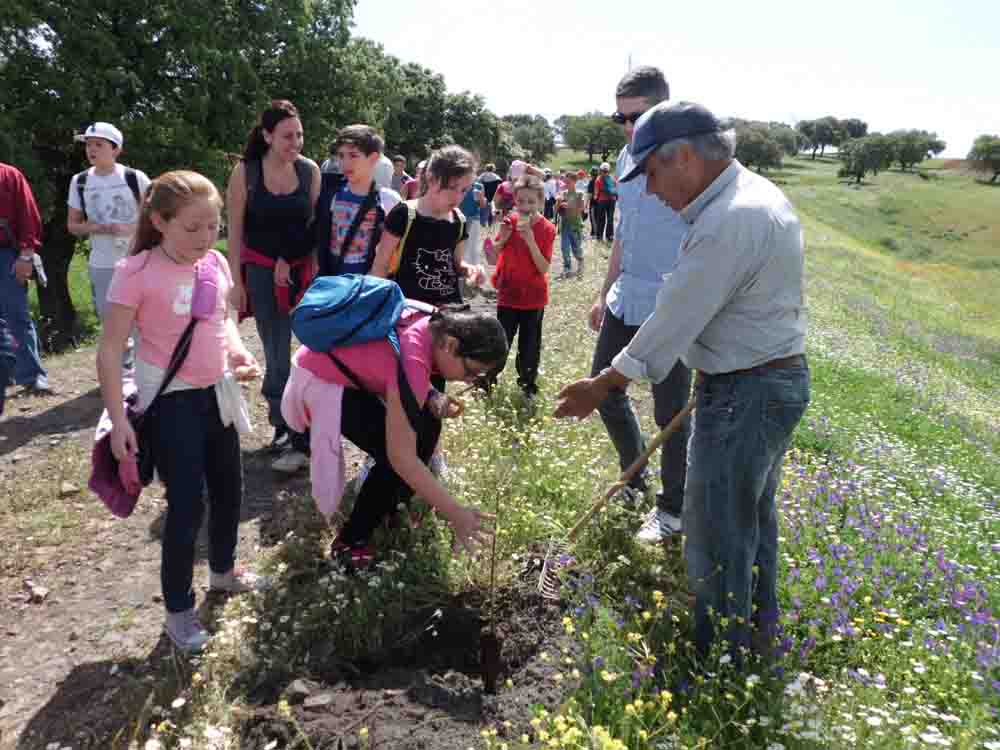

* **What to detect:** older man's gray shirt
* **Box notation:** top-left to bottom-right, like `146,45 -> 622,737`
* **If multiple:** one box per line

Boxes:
612,160 -> 806,382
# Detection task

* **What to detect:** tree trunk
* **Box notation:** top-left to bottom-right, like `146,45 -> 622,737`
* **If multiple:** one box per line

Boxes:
36,217 -> 80,352
811,146 -> 818,160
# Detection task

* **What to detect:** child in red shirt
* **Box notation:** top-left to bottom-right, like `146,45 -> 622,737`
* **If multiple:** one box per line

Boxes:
490,175 -> 555,397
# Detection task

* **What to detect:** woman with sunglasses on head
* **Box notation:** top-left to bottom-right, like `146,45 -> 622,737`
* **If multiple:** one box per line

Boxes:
97,171 -> 261,653
281,304 -> 508,568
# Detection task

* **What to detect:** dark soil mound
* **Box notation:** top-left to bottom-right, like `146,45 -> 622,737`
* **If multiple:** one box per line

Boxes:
240,585 -> 579,750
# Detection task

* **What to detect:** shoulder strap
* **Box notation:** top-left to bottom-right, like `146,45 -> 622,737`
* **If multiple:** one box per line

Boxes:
124,168 -> 141,208
388,200 -> 418,277
327,350 -> 422,431
245,159 -> 262,206
337,180 -> 379,261
76,171 -> 89,218
454,209 -> 466,245
135,317 -> 199,425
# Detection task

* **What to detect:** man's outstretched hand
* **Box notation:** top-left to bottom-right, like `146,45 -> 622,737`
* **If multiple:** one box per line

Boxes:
553,377 -> 608,419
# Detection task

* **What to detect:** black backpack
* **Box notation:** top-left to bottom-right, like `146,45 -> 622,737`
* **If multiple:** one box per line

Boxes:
75,168 -> 142,219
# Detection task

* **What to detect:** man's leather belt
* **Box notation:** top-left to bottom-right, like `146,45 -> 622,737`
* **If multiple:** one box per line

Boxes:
704,354 -> 806,379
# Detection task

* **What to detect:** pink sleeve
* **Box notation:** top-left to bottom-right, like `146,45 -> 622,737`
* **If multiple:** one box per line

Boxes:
106,253 -> 148,309
212,250 -> 233,286
398,320 -> 433,406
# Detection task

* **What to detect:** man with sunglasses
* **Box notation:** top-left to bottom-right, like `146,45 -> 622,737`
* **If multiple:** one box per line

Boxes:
588,66 -> 692,544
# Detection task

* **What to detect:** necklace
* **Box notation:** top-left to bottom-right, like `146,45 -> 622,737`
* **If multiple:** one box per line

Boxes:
160,246 -> 183,265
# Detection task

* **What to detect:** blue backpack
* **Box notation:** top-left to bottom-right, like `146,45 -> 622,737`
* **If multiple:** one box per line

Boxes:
292,274 -> 428,427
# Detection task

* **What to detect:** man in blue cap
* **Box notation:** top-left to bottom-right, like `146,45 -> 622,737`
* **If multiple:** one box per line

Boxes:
555,100 -> 810,663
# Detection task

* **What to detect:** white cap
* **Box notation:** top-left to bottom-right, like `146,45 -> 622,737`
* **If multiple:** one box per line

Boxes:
74,122 -> 123,148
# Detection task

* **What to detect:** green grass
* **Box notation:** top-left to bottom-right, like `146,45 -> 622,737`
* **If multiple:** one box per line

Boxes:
775,156 -> 1000,269
545,148 -> 609,172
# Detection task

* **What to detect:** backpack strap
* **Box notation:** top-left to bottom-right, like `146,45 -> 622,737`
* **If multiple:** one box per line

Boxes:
387,200 -> 418,277
245,158 -> 262,200
454,209 -> 466,246
335,181 -> 379,268
75,171 -> 89,218
123,167 -> 142,208
327,350 -> 423,431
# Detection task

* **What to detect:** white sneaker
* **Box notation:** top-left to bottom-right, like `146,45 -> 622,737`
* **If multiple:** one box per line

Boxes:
164,609 -> 210,653
271,449 -> 309,474
209,567 -> 271,594
636,507 -> 683,544
429,452 -> 449,478
351,456 -> 376,494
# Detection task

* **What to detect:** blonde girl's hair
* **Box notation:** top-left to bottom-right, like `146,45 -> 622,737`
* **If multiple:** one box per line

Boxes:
131,170 -> 223,255
513,174 -> 545,203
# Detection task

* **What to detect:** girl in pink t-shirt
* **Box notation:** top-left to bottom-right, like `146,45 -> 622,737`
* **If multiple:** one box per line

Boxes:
282,305 -> 509,568
97,170 -> 261,653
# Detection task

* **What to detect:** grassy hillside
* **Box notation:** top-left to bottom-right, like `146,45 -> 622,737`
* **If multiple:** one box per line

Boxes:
775,156 -> 1000,270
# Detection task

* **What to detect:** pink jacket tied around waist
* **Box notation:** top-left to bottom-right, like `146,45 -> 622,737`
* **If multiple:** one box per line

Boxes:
281,363 -> 345,519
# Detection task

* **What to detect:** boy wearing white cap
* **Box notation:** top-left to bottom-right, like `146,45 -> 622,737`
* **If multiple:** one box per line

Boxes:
67,122 -> 150,371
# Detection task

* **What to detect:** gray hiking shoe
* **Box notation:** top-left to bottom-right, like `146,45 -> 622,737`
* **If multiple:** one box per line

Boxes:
164,609 -> 210,653
209,567 -> 271,594
636,507 -> 683,543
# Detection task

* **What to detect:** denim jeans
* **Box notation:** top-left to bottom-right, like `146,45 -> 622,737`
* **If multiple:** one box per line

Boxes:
89,264 -> 135,372
0,314 -> 13,415
338,387 -> 441,544
245,263 -> 307,450
0,247 -> 46,385
683,363 -> 810,660
148,387 -> 242,612
560,226 -> 583,271
590,310 -> 691,512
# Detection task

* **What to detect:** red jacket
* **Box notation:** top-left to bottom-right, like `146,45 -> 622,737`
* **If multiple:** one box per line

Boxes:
0,162 -> 42,251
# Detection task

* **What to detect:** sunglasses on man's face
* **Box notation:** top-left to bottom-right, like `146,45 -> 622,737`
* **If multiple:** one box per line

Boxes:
611,110 -> 646,125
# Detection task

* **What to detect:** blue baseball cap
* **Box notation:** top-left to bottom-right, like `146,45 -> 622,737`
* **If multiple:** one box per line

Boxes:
621,102 -> 723,182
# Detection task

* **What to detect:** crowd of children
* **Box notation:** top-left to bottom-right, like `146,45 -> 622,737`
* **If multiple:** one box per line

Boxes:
56,101 -> 617,653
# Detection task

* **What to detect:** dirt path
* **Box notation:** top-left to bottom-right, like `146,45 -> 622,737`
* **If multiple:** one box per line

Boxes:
0,322 -> 368,750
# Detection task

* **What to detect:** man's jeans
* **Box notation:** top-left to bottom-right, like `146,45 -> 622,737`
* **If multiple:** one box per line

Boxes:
590,310 -> 691,512
0,314 -> 14,415
0,247 -> 46,386
149,387 -> 243,613
684,363 -> 810,660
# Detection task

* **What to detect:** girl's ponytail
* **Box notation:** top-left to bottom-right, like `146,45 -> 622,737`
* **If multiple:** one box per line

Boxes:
130,171 -> 223,256
130,194 -> 161,255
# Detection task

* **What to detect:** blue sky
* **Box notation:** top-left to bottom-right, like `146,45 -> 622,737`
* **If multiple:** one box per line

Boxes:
353,0 -> 998,157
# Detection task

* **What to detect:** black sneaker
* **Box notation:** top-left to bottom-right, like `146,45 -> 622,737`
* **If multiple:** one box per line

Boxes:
330,539 -> 376,571
267,426 -> 290,454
